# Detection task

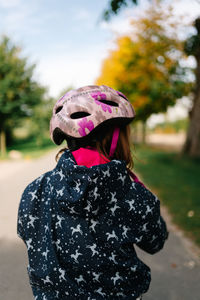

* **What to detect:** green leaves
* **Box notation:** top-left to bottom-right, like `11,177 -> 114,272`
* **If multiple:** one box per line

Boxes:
0,36 -> 45,124
103,0 -> 138,20
0,36 -> 47,152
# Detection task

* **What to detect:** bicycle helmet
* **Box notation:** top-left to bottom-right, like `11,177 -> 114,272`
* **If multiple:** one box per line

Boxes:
50,85 -> 135,146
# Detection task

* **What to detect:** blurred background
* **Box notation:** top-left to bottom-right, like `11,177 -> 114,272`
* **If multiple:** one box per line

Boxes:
0,0 -> 200,156
0,0 -> 200,299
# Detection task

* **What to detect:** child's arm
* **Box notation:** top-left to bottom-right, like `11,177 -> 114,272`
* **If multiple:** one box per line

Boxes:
134,185 -> 168,254
17,173 -> 45,243
127,170 -> 168,253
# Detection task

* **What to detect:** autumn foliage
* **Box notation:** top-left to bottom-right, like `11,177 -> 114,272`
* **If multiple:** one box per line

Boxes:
96,3 -> 192,121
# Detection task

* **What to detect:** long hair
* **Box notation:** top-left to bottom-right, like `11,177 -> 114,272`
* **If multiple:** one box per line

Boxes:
56,124 -> 133,169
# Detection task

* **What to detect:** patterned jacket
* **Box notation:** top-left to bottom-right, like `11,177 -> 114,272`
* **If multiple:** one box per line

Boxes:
17,150 -> 168,300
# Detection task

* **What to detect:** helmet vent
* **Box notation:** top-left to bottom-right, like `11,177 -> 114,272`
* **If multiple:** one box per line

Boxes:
97,100 -> 119,107
70,112 -> 91,119
117,91 -> 128,101
55,106 -> 63,114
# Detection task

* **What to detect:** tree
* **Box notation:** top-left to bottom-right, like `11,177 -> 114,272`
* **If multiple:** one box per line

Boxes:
0,36 -> 46,155
97,3 -> 192,126
183,18 -> 200,157
104,1 -> 200,157
29,96 -> 54,146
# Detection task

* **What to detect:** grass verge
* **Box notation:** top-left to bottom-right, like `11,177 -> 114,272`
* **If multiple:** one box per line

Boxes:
1,137 -> 56,160
133,145 -> 200,248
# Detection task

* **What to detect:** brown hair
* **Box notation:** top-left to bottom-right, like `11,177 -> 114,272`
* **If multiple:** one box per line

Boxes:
56,125 -> 133,169
96,125 -> 133,169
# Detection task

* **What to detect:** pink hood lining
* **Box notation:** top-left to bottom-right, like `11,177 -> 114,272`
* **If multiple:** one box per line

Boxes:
72,147 -> 110,168
71,147 -> 145,187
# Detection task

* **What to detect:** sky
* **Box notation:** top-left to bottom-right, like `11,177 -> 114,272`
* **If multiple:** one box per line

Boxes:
0,0 -> 200,122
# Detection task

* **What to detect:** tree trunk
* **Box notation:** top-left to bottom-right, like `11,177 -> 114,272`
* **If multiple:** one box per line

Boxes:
183,18 -> 200,157
183,57 -> 200,157
0,129 -> 6,156
142,121 -> 146,144
131,122 -> 139,144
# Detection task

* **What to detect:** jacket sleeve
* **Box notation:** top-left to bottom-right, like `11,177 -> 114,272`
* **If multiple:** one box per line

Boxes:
133,184 -> 169,254
17,174 -> 45,242
17,186 -> 29,242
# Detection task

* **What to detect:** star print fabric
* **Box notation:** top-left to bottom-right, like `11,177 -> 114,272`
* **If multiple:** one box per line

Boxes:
17,150 -> 168,299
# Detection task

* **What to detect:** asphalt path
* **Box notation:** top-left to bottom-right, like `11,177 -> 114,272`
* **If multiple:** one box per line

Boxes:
0,149 -> 200,300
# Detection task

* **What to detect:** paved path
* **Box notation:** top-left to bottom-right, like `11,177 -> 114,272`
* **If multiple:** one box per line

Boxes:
146,133 -> 185,150
0,150 -> 200,300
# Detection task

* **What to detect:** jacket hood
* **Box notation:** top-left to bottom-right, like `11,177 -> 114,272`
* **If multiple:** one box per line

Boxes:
53,150 -> 128,217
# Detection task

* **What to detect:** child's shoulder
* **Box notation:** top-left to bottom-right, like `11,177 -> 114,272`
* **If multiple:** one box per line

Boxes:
21,170 -> 52,204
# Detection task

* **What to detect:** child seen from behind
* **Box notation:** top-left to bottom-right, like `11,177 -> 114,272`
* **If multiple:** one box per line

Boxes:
17,85 -> 168,299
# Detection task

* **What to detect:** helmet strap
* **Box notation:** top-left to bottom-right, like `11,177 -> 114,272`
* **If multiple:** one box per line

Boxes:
109,127 -> 120,158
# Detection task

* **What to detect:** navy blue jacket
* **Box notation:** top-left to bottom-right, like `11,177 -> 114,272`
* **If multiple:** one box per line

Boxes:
17,150 -> 168,299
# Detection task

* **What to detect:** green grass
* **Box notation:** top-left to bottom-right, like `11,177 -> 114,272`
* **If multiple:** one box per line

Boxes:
1,137 -> 56,160
133,145 -> 200,247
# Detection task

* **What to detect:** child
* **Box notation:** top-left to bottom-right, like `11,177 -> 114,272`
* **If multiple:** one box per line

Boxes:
17,85 -> 168,300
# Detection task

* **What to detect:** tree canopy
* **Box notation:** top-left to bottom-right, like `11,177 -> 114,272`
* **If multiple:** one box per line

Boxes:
103,0 -> 200,157
97,3 -> 192,122
0,36 -> 46,154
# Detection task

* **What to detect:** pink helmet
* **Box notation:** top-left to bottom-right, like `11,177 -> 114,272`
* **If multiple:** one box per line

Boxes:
50,85 -> 135,145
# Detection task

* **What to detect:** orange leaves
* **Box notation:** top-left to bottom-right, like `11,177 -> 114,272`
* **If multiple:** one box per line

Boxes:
133,95 -> 149,109
96,2 -> 192,121
96,36 -> 134,88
